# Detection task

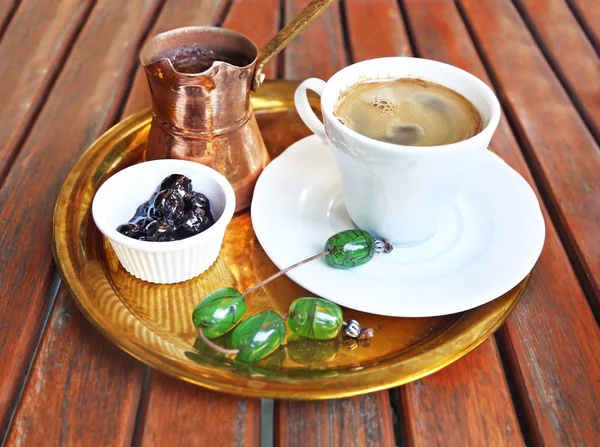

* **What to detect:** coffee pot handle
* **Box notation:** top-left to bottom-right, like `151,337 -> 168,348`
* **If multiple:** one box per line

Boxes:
253,0 -> 335,91
294,79 -> 327,142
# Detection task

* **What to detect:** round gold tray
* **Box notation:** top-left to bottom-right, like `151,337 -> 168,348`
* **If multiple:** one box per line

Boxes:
53,80 -> 527,400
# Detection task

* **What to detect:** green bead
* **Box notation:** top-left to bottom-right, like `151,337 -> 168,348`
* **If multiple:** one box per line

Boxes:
231,310 -> 286,362
192,287 -> 246,339
288,297 -> 343,340
324,229 -> 375,269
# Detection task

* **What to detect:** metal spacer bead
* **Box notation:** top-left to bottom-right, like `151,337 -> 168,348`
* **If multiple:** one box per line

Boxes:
374,238 -> 393,254
343,319 -> 362,338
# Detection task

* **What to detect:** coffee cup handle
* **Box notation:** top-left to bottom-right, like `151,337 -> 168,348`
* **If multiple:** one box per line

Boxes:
294,78 -> 327,142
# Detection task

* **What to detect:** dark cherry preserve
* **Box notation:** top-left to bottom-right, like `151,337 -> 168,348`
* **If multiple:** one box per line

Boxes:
116,174 -> 216,242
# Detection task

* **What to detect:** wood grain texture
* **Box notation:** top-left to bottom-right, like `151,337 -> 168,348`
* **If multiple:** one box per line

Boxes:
122,0 -> 228,117
0,0 -> 94,180
283,0 -> 347,79
514,0 -> 600,141
566,0 -> 600,52
344,0 -> 411,61
400,340 -> 525,447
459,0 -> 600,312
4,288 -> 145,446
275,392 -> 395,447
0,0 -> 161,435
134,371 -> 260,446
223,0 -> 280,78
406,0 -> 600,444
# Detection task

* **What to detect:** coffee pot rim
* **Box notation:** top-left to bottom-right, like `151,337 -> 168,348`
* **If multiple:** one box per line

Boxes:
139,26 -> 259,76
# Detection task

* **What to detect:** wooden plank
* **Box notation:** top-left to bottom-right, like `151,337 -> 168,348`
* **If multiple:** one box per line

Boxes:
399,340 -> 525,446
344,1 -> 524,444
460,0 -> 600,311
223,0 -> 280,79
283,0 -> 347,79
344,0 -> 411,61
406,0 -> 600,444
134,371 -> 260,446
514,0 -> 600,141
0,0 -> 162,439
0,0 -> 95,180
566,0 -> 600,53
122,0 -> 229,117
275,393 -> 395,447
5,288 -> 144,445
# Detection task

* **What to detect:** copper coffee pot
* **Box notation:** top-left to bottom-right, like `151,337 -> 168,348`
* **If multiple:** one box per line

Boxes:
140,0 -> 334,211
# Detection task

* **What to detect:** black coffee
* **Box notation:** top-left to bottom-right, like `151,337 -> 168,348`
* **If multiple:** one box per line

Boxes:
334,78 -> 483,146
160,45 -> 252,73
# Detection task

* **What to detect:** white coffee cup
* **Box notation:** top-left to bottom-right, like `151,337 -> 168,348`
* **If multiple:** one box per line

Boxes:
294,57 -> 501,245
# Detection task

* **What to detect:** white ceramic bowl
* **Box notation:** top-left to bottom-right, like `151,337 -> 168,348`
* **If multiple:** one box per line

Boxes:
92,159 -> 235,284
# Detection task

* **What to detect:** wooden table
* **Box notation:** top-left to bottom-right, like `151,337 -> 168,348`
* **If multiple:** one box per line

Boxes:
1,0 -> 599,445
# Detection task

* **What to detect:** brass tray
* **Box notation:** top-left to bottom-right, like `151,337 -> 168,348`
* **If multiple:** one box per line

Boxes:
53,80 -> 527,400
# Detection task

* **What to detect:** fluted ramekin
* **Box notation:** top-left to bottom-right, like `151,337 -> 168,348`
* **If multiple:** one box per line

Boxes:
92,159 -> 235,284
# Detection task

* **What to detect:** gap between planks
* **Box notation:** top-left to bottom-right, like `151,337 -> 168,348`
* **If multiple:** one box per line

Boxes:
261,399 -> 275,447
0,275 -> 62,445
494,328 -> 542,446
564,0 -> 600,55
0,0 -> 21,42
215,0 -> 235,27
130,367 -> 151,447
275,0 -> 285,79
338,0 -> 353,71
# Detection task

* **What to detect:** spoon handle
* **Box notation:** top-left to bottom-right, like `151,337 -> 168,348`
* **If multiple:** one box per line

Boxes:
252,0 -> 335,91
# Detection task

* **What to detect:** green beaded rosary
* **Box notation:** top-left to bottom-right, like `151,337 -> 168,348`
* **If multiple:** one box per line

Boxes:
191,229 -> 393,362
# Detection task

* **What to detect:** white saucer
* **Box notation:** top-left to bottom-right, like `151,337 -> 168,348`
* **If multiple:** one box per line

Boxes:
251,135 -> 545,317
